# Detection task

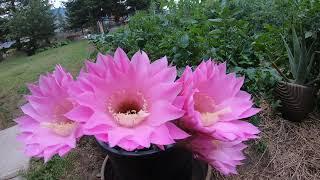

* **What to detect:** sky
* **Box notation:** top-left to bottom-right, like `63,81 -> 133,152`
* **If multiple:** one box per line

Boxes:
51,0 -> 66,8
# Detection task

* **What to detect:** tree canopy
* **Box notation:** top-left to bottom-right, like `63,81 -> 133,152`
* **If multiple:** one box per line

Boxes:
8,0 -> 55,54
65,0 -> 152,31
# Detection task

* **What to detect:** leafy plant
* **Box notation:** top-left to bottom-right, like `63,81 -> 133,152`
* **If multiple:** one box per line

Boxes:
233,66 -> 281,98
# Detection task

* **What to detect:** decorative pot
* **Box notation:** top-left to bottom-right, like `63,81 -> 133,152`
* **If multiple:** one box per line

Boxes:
97,141 -> 211,180
274,81 -> 314,122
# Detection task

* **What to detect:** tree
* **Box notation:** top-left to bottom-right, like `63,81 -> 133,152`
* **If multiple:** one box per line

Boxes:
126,0 -> 151,13
65,0 -> 130,32
65,0 -> 114,32
65,0 -> 152,32
8,0 -> 55,55
111,0 -> 128,21
56,7 -> 67,32
0,0 -> 26,45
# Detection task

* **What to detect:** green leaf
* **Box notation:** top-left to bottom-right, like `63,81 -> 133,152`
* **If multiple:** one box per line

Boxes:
305,31 -> 312,39
306,53 -> 316,81
281,34 -> 297,79
179,34 -> 189,48
208,18 -> 223,23
292,27 -> 301,66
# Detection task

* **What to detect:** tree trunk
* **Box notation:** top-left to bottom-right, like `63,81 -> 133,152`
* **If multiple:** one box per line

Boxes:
0,51 -> 4,62
81,26 -> 84,35
15,38 -> 22,50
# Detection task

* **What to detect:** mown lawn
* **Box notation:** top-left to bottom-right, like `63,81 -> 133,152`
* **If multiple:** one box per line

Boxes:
0,40 -> 92,129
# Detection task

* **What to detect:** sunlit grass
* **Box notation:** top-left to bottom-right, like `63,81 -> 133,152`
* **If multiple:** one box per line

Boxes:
0,40 -> 90,95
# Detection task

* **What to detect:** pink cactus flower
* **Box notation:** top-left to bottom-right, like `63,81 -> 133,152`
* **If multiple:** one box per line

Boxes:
16,65 -> 85,162
178,61 -> 260,141
67,48 -> 189,151
186,135 -> 246,175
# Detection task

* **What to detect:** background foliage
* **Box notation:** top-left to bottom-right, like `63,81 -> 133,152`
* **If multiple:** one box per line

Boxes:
89,0 -> 320,107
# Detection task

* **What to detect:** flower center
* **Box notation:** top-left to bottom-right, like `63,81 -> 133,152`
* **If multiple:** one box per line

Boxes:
193,92 -> 231,126
201,108 -> 231,126
194,92 -> 216,113
41,121 -> 76,137
42,100 -> 76,137
108,91 -> 150,128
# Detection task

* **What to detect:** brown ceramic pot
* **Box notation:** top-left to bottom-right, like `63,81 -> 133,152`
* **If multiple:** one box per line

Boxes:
274,81 -> 314,122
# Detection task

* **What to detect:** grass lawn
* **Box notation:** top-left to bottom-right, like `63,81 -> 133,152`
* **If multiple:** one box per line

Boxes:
0,40 -> 92,129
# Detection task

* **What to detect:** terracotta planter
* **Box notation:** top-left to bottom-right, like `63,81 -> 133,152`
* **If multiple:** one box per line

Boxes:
274,81 -> 314,122
97,141 -> 211,180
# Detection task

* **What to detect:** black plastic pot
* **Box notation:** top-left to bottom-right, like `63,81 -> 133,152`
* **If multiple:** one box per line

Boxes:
97,141 -> 194,180
274,81 -> 314,122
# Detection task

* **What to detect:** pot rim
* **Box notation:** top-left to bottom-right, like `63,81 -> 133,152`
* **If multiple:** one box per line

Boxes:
97,139 -> 175,157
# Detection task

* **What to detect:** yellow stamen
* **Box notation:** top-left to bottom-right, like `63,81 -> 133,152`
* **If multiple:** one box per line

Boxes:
113,110 -> 150,128
201,107 -> 232,126
41,121 -> 76,137
211,140 -> 220,145
107,91 -> 150,128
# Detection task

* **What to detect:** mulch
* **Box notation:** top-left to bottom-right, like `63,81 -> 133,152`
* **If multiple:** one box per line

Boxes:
211,100 -> 320,180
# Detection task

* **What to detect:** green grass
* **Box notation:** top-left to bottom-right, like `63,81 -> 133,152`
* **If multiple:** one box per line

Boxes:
23,152 -> 78,180
0,40 -> 91,95
0,40 -> 92,129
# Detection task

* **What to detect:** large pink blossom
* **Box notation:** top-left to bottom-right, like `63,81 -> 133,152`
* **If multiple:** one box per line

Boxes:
178,61 -> 260,141
186,135 -> 246,175
67,48 -> 189,151
16,65 -> 85,162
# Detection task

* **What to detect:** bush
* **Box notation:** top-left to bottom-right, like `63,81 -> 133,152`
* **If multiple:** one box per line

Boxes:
35,40 -> 72,53
89,0 -> 320,103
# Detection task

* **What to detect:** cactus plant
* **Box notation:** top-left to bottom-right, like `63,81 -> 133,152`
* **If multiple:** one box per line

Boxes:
273,27 -> 319,121
281,27 -> 318,85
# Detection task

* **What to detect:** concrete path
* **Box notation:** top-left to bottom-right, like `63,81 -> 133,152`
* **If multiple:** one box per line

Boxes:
0,126 -> 30,179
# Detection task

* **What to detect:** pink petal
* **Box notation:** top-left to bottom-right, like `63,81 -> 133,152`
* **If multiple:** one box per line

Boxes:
108,127 -> 133,147
84,111 -> 116,129
147,101 -> 184,126
65,105 -> 93,122
114,47 -> 130,72
166,122 -> 189,140
129,125 -> 153,147
150,125 -> 175,145
15,116 -> 38,132
150,56 -> 168,75
239,108 -> 261,119
27,83 -> 43,96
